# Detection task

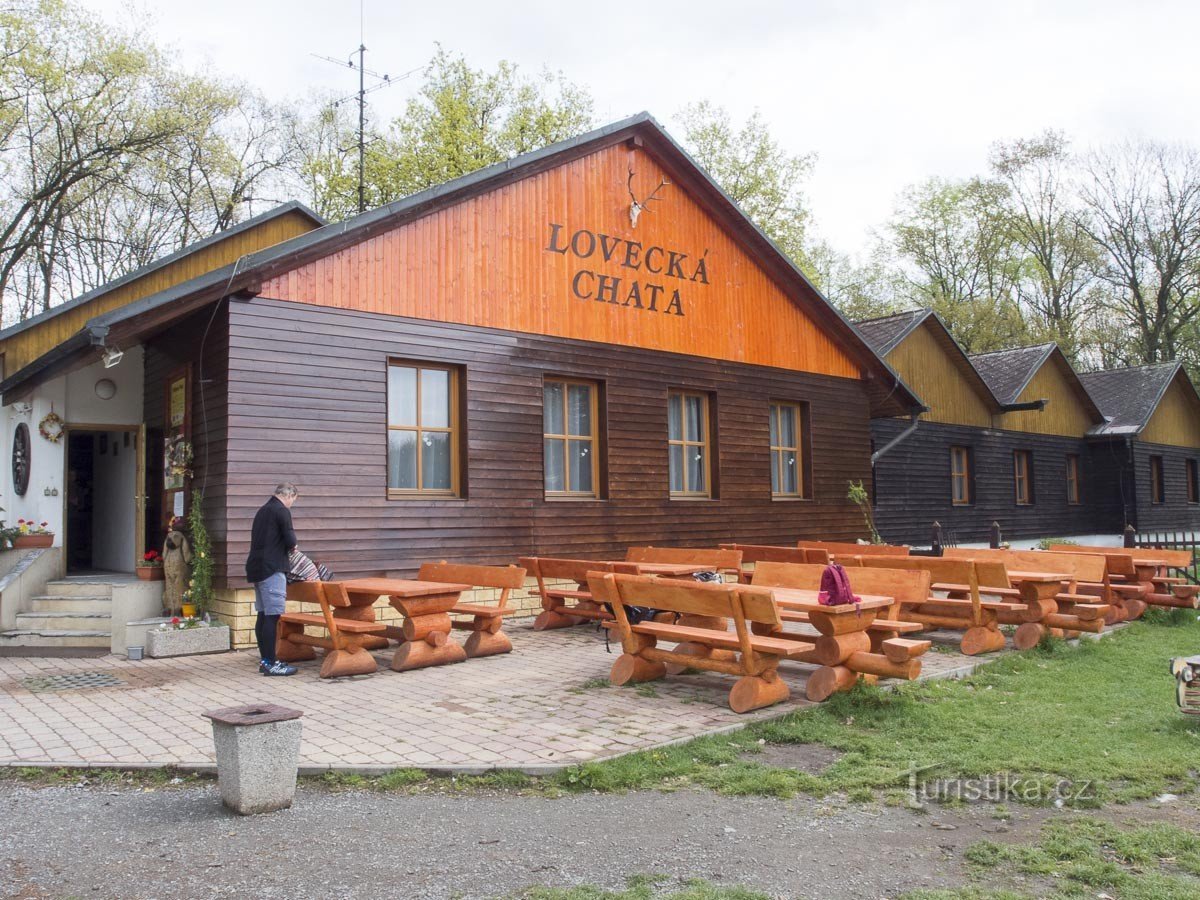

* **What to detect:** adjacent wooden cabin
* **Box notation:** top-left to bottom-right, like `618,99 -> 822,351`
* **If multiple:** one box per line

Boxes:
1081,363 -> 1200,534
0,113 -> 921,646
857,310 -> 1111,544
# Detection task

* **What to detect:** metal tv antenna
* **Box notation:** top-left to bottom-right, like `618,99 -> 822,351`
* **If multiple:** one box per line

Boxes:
312,4 -> 418,213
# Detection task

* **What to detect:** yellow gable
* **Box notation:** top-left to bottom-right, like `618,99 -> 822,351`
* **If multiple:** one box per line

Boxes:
885,321 -> 992,426
998,355 -> 1098,437
1143,375 -> 1200,448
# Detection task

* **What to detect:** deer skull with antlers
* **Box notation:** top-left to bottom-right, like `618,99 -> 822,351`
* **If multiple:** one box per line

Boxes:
627,170 -> 670,228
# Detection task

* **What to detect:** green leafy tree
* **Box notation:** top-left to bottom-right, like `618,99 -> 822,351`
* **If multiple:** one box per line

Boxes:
675,101 -> 816,275
887,176 -> 1031,353
989,131 -> 1102,362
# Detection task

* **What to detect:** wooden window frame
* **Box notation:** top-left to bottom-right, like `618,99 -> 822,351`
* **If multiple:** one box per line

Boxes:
950,446 -> 973,506
668,390 -> 713,500
543,377 -> 602,500
1013,450 -> 1034,506
386,361 -> 462,499
1150,455 -> 1165,505
1066,454 -> 1081,506
1188,459 -> 1199,505
770,401 -> 810,500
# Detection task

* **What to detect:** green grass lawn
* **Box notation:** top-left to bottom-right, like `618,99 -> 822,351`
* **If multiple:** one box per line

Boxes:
553,611 -> 1200,805
905,816 -> 1200,899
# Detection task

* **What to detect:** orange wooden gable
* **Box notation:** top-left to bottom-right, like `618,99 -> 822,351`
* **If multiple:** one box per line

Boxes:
261,143 -> 861,380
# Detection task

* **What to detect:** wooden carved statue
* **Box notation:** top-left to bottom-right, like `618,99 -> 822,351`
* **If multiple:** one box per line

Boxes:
162,527 -> 193,616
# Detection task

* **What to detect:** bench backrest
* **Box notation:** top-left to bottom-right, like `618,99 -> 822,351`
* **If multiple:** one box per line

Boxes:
944,547 -> 1106,583
518,556 -> 637,584
750,561 -> 931,606
418,561 -> 527,609
798,540 -> 909,558
592,571 -> 781,628
286,580 -> 351,608
625,546 -> 743,574
851,554 -> 988,622
1049,543 -> 1195,571
719,543 -> 822,566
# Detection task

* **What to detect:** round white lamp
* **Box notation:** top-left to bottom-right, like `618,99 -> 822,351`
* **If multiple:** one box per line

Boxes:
94,378 -> 117,400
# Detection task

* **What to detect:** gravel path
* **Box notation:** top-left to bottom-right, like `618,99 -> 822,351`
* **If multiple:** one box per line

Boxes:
0,781 -> 1068,899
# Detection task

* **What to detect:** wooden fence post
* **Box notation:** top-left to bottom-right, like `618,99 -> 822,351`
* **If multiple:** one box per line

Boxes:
989,521 -> 1002,549
931,521 -> 943,557
1123,524 -> 1137,549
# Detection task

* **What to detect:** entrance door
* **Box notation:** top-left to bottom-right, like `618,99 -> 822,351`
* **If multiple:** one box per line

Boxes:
64,427 -> 144,574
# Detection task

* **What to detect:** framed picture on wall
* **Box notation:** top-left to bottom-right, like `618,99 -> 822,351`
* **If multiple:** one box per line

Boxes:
162,365 -> 192,528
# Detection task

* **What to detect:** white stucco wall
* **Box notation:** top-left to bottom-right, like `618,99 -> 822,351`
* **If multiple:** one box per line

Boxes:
0,347 -> 144,545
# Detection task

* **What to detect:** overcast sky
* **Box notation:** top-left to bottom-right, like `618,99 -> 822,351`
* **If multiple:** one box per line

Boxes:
82,0 -> 1200,255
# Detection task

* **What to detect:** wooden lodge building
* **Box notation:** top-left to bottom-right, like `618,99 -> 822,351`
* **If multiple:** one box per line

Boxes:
0,113 -> 923,646
857,309 -> 1200,544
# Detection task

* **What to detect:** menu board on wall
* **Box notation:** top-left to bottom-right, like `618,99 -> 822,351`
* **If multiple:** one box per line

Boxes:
162,365 -> 191,528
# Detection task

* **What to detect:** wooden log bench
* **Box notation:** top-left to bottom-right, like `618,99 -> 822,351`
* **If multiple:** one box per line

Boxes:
719,543 -> 828,583
277,581 -> 389,678
520,557 -> 641,630
590,571 -> 929,708
944,547 -> 1115,634
1048,544 -> 1199,612
843,555 -> 1027,654
416,562 -> 527,658
799,540 -> 909,562
748,560 -> 930,653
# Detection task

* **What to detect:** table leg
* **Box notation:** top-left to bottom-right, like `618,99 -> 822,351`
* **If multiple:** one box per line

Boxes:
390,609 -> 467,672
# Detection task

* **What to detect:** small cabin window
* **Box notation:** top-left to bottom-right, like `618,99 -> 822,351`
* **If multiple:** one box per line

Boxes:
1013,450 -> 1034,506
770,402 -> 810,499
544,378 -> 601,498
1066,454 -> 1081,505
1150,455 -> 1165,504
387,362 -> 461,497
950,446 -> 972,505
1188,460 -> 1199,505
669,390 -> 712,498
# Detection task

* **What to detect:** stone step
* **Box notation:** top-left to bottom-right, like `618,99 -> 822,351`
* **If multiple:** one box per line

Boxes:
44,580 -> 116,599
28,595 -> 113,613
16,611 -> 112,631
0,630 -> 111,648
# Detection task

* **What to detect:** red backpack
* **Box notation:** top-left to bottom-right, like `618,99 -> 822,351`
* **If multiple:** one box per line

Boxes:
818,562 -> 861,608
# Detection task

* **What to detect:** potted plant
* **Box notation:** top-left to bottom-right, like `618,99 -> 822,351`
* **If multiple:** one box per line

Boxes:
180,590 -> 198,618
13,519 -> 54,548
137,550 -> 165,581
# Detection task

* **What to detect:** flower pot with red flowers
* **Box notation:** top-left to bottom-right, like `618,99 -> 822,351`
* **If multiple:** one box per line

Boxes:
137,549 -> 165,580
12,519 -> 54,548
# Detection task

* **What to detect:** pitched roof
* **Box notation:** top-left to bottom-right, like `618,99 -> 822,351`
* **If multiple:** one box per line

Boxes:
1079,362 -> 1183,435
854,309 -> 931,357
0,201 -> 325,342
0,112 -> 922,417
969,343 -> 1057,405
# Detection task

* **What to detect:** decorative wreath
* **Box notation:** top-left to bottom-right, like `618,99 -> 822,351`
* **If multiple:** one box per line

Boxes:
38,412 -> 64,444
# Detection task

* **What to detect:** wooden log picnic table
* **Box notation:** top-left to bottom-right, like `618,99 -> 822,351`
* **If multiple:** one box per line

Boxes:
756,588 -> 927,701
340,578 -> 473,672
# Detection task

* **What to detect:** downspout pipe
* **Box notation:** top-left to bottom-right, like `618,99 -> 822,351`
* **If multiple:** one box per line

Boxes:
871,410 -> 922,465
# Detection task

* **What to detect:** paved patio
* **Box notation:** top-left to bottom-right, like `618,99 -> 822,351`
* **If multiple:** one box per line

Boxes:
0,622 -> 998,773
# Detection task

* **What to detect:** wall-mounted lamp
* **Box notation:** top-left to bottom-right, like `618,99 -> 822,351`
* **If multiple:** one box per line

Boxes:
101,345 -> 124,369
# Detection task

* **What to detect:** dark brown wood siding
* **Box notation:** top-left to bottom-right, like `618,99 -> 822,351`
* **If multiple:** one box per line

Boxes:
871,419 -> 1123,544
1130,441 -> 1200,532
218,298 -> 874,587
142,304 -> 230,577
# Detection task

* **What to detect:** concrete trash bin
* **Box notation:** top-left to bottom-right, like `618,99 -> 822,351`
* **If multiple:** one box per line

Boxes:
202,704 -> 303,815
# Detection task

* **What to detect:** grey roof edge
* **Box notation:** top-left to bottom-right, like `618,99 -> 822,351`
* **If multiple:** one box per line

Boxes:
854,308 -> 931,357
1083,360 -> 1186,435
969,342 -> 1056,405
0,201 -> 326,343
3,111 -> 922,414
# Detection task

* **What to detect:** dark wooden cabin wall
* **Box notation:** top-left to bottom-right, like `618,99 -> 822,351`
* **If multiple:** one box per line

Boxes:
871,419 -> 1121,544
1088,438 -> 1135,531
142,304 -> 230,578
1130,441 -> 1200,532
218,298 -> 875,587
